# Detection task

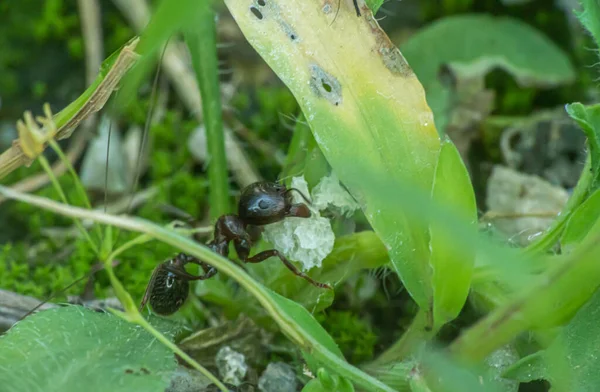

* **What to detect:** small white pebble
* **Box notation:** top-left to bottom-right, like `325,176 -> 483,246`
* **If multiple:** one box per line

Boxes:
215,346 -> 247,386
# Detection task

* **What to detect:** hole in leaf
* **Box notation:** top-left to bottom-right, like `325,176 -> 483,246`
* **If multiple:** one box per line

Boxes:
250,6 -> 263,19
257,0 -> 266,5
321,80 -> 332,92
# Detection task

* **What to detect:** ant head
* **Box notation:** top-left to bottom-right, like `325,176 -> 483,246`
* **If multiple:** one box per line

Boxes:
238,181 -> 312,226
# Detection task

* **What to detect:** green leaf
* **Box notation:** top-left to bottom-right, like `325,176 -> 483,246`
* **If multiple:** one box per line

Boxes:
402,14 -> 575,132
575,0 -> 600,49
566,103 -> 600,192
0,306 -> 177,392
281,115 -> 329,190
502,351 -> 547,383
116,0 -> 202,107
429,139 -> 477,329
225,0 -> 441,318
184,2 -> 231,219
267,289 -> 344,372
364,361 -> 413,391
366,0 -> 384,14
546,288 -> 600,391
419,349 -> 505,392
302,368 -> 355,392
561,189 -> 600,253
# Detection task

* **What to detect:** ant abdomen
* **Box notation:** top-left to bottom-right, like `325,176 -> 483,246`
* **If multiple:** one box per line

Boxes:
147,261 -> 189,316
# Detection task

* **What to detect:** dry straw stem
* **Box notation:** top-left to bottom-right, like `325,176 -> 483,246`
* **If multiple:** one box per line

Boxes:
0,0 -> 105,204
0,39 -> 140,180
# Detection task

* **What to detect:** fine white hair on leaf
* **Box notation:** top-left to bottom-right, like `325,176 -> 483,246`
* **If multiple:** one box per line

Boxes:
262,174 -> 357,271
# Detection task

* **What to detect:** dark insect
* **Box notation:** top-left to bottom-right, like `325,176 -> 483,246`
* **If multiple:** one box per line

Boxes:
140,181 -> 332,316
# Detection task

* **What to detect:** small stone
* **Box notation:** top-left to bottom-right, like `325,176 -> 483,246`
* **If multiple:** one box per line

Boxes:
166,365 -> 212,392
258,362 -> 297,392
486,165 -> 569,246
215,346 -> 248,386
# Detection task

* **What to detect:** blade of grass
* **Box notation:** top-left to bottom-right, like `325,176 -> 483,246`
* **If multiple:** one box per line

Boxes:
185,1 -> 231,219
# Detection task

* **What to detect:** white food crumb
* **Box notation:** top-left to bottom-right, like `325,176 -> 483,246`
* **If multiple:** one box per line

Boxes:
261,174 -> 356,271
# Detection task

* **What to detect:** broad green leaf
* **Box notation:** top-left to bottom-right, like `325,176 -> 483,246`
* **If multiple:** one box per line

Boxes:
224,0 -> 441,317
429,139 -> 477,329
576,0 -> 600,49
546,288 -> 600,391
0,306 -> 177,392
502,351 -> 547,383
267,289 -> 344,373
566,103 -> 600,192
402,15 -> 575,132
561,189 -> 600,253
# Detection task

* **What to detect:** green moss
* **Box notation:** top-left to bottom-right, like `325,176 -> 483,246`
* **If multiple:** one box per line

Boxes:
316,311 -> 378,364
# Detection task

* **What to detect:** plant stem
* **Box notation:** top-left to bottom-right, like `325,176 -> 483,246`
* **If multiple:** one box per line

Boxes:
48,139 -> 104,243
522,155 -> 592,256
185,1 -> 231,220
451,230 -> 600,361
38,155 -> 99,255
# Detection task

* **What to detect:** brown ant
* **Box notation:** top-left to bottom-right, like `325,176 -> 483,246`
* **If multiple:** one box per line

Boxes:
140,181 -> 332,315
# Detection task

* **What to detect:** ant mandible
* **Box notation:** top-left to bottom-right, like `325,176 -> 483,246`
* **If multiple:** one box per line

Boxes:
140,181 -> 332,315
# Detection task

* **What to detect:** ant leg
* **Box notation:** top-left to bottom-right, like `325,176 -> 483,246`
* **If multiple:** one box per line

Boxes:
139,264 -> 162,312
353,0 -> 361,16
163,264 -> 218,281
244,250 -> 332,289
288,203 -> 311,218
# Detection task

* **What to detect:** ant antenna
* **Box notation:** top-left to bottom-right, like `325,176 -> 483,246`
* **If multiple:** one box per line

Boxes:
284,187 -> 312,205
330,0 -> 361,27
111,36 -> 170,248
19,260 -> 119,321
125,38 -> 170,215
330,0 -> 342,26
